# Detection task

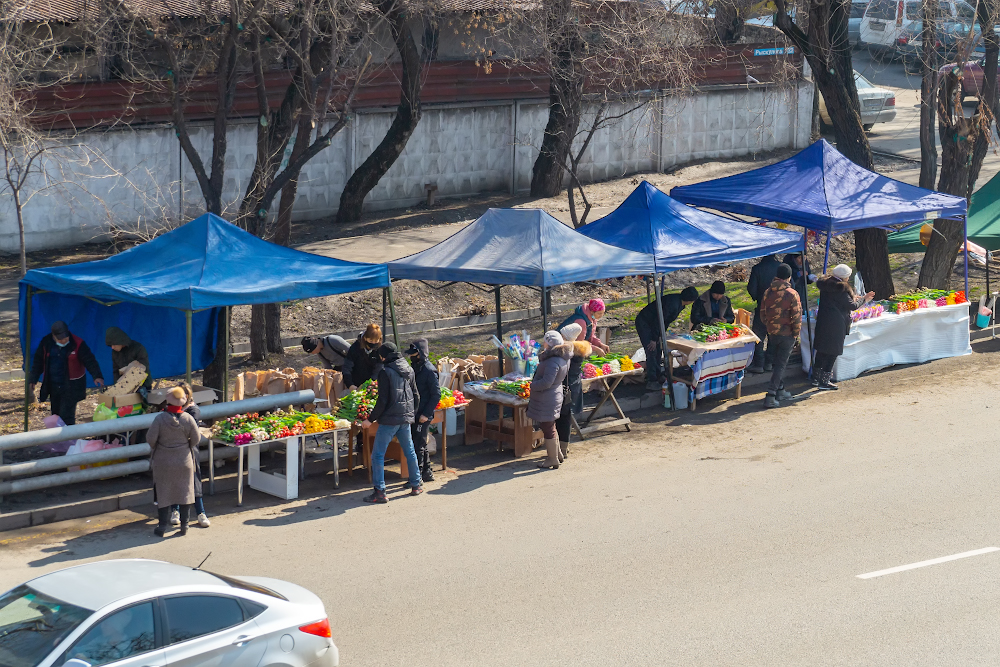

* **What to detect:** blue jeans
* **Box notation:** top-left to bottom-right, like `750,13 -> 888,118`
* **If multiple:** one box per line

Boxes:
372,423 -> 422,492
172,497 -> 205,515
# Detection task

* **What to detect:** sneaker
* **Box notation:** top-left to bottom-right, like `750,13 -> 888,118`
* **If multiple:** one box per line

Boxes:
810,375 -> 820,387
776,389 -> 793,401
169,510 -> 180,526
746,364 -> 765,374
363,489 -> 388,504
817,380 -> 839,391
646,380 -> 662,391
763,362 -> 773,372
197,513 -> 211,528
763,393 -> 779,408
422,468 -> 435,482
409,486 -> 425,496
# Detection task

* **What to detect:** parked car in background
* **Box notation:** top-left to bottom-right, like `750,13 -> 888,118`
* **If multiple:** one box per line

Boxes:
850,1 -> 870,47
0,559 -> 339,667
940,56 -> 1000,99
898,19 -> 981,72
861,0 -> 975,55
819,71 -> 897,131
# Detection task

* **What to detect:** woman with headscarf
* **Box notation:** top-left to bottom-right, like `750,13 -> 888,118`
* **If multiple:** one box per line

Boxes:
528,331 -> 572,470
168,383 -> 210,529
812,264 -> 874,390
148,387 -> 201,536
558,299 -> 610,355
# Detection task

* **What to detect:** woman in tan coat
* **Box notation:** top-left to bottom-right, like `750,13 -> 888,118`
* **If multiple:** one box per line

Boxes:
148,386 -> 201,536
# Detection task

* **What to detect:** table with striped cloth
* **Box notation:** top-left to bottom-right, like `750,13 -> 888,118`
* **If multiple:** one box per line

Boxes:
689,342 -> 756,401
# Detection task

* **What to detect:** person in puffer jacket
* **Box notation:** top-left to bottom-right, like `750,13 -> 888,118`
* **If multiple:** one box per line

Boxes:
407,339 -> 439,482
760,263 -> 802,409
528,331 -> 573,470
554,323 -> 591,463
362,342 -> 423,503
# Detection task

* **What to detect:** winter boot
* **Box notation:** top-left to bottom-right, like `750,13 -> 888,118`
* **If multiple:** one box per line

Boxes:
810,372 -> 820,386
776,388 -> 793,401
537,438 -> 560,469
154,507 -> 171,537
763,392 -> 779,408
817,371 -> 839,391
178,505 -> 192,536
363,488 -> 388,504
559,440 -> 570,460
420,447 -> 435,481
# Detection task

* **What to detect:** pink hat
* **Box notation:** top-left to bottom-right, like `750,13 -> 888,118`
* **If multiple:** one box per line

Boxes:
587,298 -> 605,313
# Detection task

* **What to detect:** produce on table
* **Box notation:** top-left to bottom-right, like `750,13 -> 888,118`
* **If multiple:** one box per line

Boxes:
211,408 -> 341,444
334,380 -> 378,422
582,363 -> 600,378
587,352 -> 629,365
887,289 -> 966,314
691,323 -> 741,343
491,379 -> 531,398
850,303 -> 884,322
601,363 -> 613,375
619,356 -> 635,372
435,387 -> 470,410
608,359 -> 622,374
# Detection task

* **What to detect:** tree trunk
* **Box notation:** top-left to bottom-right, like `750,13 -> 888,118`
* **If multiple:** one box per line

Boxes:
336,1 -> 424,224
14,194 -> 25,276
918,4 -> 938,190
967,0 -> 999,196
249,304 -> 267,362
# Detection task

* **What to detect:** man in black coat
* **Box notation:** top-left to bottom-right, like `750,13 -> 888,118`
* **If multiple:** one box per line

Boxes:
690,281 -> 735,329
747,255 -> 781,373
407,339 -> 440,481
29,321 -> 104,425
361,343 -> 423,503
301,334 -> 351,371
635,286 -> 698,387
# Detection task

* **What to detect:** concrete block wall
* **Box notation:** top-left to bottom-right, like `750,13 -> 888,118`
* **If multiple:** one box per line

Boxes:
0,80 -> 812,253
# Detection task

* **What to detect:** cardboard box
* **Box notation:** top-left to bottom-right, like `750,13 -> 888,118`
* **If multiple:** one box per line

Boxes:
99,392 -> 142,409
734,308 -> 753,327
148,385 -> 217,406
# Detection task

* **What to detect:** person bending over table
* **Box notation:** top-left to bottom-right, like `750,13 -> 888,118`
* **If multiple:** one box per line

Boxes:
635,286 -> 698,388
690,281 -> 735,330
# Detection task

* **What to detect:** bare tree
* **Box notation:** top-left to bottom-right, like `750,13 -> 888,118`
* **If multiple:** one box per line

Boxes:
774,0 -> 896,298
918,0 -> 940,190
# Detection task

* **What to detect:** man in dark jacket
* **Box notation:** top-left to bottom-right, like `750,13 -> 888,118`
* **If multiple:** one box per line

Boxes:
105,327 -> 152,395
342,323 -> 382,390
361,342 -> 423,503
302,334 -> 351,371
30,321 -> 104,425
747,254 -> 781,373
635,286 -> 698,387
760,264 -> 802,408
783,252 -> 815,306
690,281 -> 735,329
407,339 -> 439,481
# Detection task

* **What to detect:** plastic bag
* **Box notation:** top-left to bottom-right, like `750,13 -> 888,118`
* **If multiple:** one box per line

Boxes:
93,403 -> 118,422
41,415 -> 74,453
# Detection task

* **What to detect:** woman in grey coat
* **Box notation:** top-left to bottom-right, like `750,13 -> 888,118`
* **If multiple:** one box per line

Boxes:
148,387 -> 201,536
527,331 -> 572,470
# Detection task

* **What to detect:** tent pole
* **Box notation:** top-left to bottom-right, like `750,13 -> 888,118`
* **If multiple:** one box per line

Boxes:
223,306 -> 230,402
802,234 -> 815,379
495,286 -> 504,376
823,231 -> 832,273
185,310 -> 192,385
654,274 -> 673,409
964,216 -> 969,299
381,288 -> 387,334
22,285 -> 32,433
646,276 -> 652,304
541,287 -> 547,331
387,281 -> 400,348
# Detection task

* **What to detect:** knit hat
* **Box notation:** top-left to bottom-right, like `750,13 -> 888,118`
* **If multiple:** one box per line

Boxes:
587,298 -> 605,313
776,263 -> 792,280
51,321 -> 69,339
710,280 -> 726,295
832,264 -> 852,280
543,330 -> 564,349
559,322 -> 583,342
301,336 -> 319,353
377,341 -> 397,361
165,387 -> 186,406
680,286 -> 699,302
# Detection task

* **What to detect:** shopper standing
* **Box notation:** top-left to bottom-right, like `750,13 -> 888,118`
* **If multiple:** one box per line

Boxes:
529,331 -> 572,470
407,339 -> 439,482
813,264 -> 874,390
747,254 -> 781,374
168,383 -> 210,529
361,342 -> 423,503
29,321 -> 104,426
554,323 -> 590,462
148,387 -> 200,537
760,264 -> 802,408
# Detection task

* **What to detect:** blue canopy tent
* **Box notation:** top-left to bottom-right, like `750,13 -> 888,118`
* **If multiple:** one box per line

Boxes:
670,139 -> 969,292
388,208 -> 656,372
19,213 -> 390,426
577,181 -> 805,405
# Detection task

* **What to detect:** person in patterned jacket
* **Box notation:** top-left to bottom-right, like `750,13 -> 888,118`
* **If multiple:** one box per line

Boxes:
760,263 -> 802,409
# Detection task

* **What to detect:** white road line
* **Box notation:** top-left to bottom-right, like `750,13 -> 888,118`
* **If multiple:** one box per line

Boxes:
857,547 -> 1000,579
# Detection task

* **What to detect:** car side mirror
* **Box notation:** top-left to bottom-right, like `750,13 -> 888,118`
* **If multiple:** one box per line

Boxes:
63,659 -> 92,667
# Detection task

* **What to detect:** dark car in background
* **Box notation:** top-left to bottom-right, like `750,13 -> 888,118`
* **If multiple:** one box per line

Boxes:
940,56 -> 1000,99
898,20 -> 981,72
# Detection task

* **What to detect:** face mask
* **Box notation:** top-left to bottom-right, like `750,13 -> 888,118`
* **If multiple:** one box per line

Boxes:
56,340 -> 69,348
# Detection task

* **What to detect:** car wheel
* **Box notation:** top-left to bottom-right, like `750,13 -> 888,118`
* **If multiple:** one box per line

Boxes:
863,123 -> 874,131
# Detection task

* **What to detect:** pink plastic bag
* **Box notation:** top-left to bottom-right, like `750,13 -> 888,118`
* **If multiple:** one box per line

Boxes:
41,415 -> 74,453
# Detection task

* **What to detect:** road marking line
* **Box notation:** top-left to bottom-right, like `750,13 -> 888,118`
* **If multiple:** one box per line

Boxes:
857,547 -> 1000,579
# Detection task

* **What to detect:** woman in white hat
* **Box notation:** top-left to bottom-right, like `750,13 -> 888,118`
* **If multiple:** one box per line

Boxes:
812,264 -> 874,390
527,330 -> 572,469
147,386 -> 201,536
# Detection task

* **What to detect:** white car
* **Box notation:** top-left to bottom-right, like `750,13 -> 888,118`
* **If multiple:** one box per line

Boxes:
819,71 -> 897,131
860,0 -> 975,54
0,559 -> 338,667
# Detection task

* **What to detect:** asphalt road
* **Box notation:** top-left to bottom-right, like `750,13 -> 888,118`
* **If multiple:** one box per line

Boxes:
2,338 -> 1000,666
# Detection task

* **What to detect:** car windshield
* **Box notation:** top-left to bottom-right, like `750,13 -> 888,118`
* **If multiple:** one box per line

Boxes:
0,585 -> 92,667
905,1 -> 953,17
851,3 -> 868,18
854,72 -> 874,89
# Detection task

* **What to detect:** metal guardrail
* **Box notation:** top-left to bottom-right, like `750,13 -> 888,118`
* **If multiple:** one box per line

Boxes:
0,391 -> 315,496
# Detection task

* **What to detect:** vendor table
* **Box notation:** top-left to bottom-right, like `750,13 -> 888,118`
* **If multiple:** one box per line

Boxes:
462,382 -> 541,458
799,301 -> 972,381
574,368 -> 644,439
665,333 -> 759,411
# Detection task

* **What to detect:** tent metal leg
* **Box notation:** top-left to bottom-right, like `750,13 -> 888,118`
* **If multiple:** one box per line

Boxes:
802,234 -> 815,378
23,285 -> 32,434
964,216 -> 969,299
495,286 -> 504,376
387,281 -> 400,347
541,287 -> 548,331
185,310 -> 193,385
381,288 -> 387,334
823,231 -> 832,273
223,306 -> 230,402
646,277 -> 651,304
655,274 -> 673,409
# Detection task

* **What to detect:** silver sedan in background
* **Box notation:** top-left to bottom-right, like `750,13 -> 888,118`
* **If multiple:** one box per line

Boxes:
0,559 -> 338,667
819,71 -> 897,131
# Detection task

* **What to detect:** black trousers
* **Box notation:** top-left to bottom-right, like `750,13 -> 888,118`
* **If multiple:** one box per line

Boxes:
814,351 -> 838,373
411,421 -> 432,471
49,384 -> 79,426
635,319 -> 665,382
751,306 -> 773,368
